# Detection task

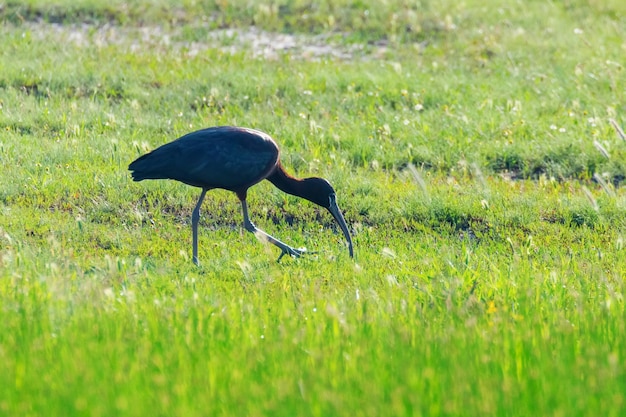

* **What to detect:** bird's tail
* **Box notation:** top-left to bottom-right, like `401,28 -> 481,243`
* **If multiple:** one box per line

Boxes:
128,153 -> 166,182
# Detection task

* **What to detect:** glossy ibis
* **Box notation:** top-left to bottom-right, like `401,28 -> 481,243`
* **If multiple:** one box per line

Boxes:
129,126 -> 353,265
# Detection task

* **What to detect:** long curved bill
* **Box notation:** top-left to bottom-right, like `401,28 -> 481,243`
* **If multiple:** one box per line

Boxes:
327,194 -> 354,258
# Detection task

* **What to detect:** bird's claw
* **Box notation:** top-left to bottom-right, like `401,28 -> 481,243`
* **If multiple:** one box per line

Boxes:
277,246 -> 308,262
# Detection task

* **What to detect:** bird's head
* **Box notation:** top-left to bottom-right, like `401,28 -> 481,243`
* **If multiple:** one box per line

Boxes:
302,178 -> 336,208
302,178 -> 354,258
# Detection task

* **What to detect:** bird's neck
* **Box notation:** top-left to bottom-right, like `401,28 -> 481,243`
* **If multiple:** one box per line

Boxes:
267,164 -> 307,199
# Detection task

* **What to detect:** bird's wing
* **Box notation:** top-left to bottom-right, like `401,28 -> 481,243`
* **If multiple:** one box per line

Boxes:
130,127 -> 279,190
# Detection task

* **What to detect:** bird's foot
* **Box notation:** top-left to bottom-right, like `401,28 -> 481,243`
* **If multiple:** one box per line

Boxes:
277,246 -> 309,262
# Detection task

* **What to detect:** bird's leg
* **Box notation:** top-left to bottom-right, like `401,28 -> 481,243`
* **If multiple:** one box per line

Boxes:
191,189 -> 208,266
240,199 -> 306,261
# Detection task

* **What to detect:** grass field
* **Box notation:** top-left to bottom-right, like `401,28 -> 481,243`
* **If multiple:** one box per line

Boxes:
1,0 -> 626,415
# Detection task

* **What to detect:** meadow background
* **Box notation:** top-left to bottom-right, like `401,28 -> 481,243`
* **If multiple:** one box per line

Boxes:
1,0 -> 625,415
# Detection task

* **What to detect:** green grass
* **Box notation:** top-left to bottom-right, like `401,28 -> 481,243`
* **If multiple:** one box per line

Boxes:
1,0 -> 626,415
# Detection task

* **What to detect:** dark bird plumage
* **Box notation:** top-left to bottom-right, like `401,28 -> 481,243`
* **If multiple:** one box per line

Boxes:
129,126 -> 353,265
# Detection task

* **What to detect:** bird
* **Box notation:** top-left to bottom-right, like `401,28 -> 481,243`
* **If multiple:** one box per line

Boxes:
128,126 -> 353,265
